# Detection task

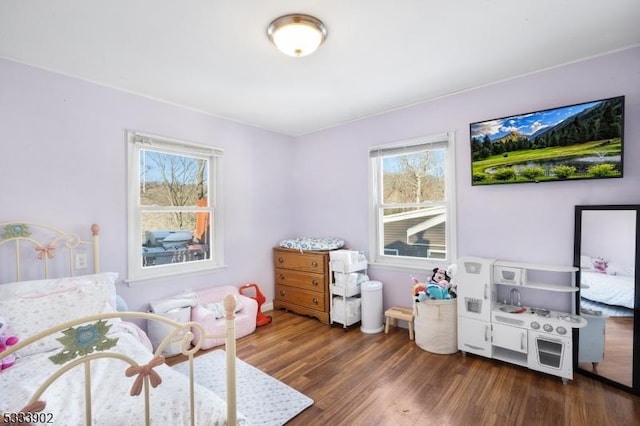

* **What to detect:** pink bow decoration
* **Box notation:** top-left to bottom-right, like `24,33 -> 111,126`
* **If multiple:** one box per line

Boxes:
20,400 -> 46,413
35,244 -> 56,260
125,356 -> 165,396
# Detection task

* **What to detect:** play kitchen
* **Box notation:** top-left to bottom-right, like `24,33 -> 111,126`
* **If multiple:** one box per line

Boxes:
457,257 -> 587,383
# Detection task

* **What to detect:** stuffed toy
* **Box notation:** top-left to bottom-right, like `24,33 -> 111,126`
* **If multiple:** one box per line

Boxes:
426,283 -> 450,300
446,264 -> 458,299
413,266 -> 459,301
0,316 -> 19,370
428,266 -> 458,299
412,280 -> 428,303
430,267 -> 451,288
592,257 -> 608,274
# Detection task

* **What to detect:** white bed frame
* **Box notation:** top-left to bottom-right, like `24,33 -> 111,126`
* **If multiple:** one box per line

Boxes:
0,222 -> 238,425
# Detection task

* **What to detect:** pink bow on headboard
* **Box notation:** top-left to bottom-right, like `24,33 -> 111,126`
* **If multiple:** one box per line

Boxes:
35,244 -> 56,260
125,356 -> 165,396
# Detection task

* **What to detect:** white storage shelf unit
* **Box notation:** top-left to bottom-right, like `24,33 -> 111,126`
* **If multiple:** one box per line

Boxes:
330,254 -> 367,328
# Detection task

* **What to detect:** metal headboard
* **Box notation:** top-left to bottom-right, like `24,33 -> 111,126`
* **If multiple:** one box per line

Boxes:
0,222 -> 100,283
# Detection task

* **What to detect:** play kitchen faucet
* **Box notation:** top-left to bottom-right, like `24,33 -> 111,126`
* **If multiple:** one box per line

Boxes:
510,288 -> 521,306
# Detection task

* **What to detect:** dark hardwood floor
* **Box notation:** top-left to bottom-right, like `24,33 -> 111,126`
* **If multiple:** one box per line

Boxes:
578,316 -> 633,387
200,310 -> 640,425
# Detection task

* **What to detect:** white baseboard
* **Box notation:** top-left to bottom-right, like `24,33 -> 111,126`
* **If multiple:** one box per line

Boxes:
261,302 -> 274,312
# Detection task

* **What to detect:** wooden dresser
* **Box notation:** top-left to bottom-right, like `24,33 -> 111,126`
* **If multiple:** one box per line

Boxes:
273,247 -> 330,324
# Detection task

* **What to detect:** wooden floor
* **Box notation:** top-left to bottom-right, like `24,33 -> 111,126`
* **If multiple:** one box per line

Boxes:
205,310 -> 640,426
578,316 -> 633,387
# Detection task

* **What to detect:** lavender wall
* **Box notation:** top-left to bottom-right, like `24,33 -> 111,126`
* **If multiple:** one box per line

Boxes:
293,47 -> 640,312
581,210 -> 636,268
0,58 -> 295,312
1,47 -> 638,317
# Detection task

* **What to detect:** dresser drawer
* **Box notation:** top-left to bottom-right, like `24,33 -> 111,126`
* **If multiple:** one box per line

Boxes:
275,267 -> 325,292
276,284 -> 326,311
273,249 -> 327,273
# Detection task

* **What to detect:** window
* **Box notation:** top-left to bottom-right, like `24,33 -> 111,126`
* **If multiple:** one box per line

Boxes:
127,131 -> 224,282
369,132 -> 456,269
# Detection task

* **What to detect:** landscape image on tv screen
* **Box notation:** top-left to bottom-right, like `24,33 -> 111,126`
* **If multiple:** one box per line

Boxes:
470,96 -> 624,186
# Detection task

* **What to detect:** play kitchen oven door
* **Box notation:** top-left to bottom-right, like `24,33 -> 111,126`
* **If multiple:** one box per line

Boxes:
527,330 -> 573,380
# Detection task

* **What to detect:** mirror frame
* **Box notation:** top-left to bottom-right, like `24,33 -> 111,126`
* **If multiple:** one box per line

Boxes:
573,204 -> 640,396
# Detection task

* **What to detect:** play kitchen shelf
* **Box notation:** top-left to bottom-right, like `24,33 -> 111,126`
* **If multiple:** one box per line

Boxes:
493,260 -> 580,292
457,257 -> 585,383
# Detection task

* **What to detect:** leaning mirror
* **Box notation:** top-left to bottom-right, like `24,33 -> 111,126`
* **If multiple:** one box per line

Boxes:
574,205 -> 639,395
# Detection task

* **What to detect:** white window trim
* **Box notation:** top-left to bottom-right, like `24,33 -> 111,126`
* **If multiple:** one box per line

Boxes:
368,132 -> 457,271
126,130 -> 225,284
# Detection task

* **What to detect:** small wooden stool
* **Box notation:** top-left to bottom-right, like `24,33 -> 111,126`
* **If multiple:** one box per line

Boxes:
384,307 -> 415,340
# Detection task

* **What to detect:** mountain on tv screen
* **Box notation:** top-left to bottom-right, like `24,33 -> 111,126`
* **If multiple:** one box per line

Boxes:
470,96 -> 624,185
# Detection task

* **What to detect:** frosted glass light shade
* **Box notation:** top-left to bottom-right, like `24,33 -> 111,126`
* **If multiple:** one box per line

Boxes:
267,14 -> 327,57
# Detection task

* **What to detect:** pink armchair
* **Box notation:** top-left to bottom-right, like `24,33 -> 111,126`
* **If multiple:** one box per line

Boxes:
191,285 -> 258,350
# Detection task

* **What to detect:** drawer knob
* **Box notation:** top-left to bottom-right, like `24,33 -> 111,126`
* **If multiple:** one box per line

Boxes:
311,261 -> 318,268
280,290 -> 286,296
312,279 -> 319,287
312,298 -> 319,305
279,273 -> 285,280
278,257 -> 284,263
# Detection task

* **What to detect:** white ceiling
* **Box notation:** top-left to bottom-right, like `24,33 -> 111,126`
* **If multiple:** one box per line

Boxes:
1,1 -> 638,136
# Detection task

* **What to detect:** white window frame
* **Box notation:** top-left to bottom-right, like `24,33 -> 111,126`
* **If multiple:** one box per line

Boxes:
368,132 -> 456,271
126,130 -> 224,283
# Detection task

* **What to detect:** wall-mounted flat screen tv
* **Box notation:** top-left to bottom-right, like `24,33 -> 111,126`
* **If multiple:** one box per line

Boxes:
470,96 -> 624,186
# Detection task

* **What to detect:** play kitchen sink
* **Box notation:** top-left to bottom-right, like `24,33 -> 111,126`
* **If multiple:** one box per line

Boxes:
499,305 -> 527,314
493,303 -> 588,328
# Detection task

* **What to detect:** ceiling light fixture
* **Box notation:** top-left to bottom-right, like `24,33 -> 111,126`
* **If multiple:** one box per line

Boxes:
267,14 -> 327,57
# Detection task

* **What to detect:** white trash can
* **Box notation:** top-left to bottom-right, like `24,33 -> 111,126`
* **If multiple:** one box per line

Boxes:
360,280 -> 384,334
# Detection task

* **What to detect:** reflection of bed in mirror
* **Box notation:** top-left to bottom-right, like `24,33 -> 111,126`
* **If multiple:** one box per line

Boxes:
579,257 -> 635,316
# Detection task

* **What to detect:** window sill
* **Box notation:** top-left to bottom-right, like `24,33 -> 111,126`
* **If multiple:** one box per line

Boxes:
368,259 -> 453,273
125,264 -> 228,287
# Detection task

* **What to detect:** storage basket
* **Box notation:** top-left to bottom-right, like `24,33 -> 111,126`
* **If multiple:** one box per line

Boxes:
331,296 -> 361,326
147,306 -> 191,357
332,272 -> 366,297
414,298 -> 458,354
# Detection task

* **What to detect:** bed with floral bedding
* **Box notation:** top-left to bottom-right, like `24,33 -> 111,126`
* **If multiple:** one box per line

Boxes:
580,269 -> 635,310
579,254 -> 635,313
0,222 -> 244,425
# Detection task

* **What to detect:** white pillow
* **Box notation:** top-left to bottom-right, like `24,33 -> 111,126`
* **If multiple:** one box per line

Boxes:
203,295 -> 243,319
0,272 -> 119,357
580,255 -> 592,270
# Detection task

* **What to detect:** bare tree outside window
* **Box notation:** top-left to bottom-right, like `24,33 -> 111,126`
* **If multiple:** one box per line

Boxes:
383,150 -> 445,207
139,149 -> 211,267
371,137 -> 453,265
